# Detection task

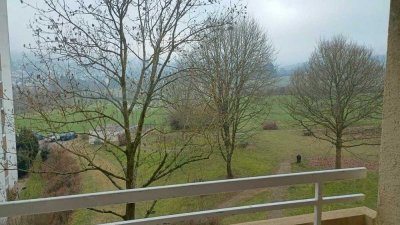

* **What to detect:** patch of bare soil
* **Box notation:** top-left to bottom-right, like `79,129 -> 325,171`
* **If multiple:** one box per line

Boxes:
267,161 -> 291,219
308,156 -> 378,170
216,161 -> 292,220
217,188 -> 270,209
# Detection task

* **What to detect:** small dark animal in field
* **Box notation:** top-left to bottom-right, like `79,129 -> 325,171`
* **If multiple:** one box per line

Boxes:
296,154 -> 302,163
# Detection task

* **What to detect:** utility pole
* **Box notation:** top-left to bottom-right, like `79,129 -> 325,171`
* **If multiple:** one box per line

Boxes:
0,0 -> 18,208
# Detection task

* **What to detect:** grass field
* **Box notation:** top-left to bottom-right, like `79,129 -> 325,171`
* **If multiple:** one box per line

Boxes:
17,96 -> 381,225
65,129 -> 379,225
16,105 -> 166,133
19,159 -> 45,200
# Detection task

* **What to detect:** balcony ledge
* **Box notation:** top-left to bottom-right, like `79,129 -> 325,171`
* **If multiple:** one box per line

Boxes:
233,207 -> 376,225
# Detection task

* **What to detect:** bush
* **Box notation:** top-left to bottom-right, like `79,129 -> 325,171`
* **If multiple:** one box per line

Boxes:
17,129 -> 40,155
40,145 -> 50,161
16,129 -> 39,177
168,106 -> 216,131
168,112 -> 188,130
262,121 -> 278,130
16,151 -> 30,177
303,129 -> 312,136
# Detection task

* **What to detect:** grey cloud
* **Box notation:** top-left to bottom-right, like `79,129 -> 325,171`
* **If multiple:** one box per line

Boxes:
7,0 -> 390,66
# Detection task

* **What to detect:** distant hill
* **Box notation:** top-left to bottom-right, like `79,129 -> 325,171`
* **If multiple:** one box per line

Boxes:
274,54 -> 386,87
276,62 -> 305,77
10,51 -> 386,88
274,63 -> 305,87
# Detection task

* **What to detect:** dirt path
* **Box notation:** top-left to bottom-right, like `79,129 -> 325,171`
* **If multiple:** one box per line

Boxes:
217,188 -> 270,209
267,161 -> 291,219
217,161 -> 292,219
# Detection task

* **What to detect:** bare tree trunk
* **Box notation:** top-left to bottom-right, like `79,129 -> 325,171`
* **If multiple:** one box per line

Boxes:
124,147 -> 136,220
223,122 -> 235,179
125,151 -> 136,220
226,152 -> 234,179
335,144 -> 342,169
125,203 -> 136,220
377,0 -> 400,224
334,130 -> 343,169
335,135 -> 343,169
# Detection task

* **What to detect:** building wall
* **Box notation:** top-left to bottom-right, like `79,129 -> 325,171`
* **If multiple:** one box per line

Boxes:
0,0 -> 18,205
377,0 -> 400,224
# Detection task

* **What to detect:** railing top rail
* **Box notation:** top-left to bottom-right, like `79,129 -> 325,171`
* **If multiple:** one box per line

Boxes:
0,167 -> 367,218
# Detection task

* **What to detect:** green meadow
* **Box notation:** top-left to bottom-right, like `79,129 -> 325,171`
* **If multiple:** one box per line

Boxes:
17,96 -> 381,225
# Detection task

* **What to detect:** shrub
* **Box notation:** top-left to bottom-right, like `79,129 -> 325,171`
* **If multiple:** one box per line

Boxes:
262,121 -> 278,130
168,112 -> 188,130
168,105 -> 216,131
303,129 -> 312,136
16,129 -> 39,177
40,145 -> 50,161
17,129 -> 40,156
16,151 -> 30,177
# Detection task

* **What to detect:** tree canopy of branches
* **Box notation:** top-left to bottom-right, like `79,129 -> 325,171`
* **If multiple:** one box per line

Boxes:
164,71 -> 216,131
285,36 -> 384,169
18,0 -> 241,220
182,18 -> 275,178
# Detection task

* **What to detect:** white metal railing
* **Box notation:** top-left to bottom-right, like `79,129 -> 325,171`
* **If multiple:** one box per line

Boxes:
0,167 -> 367,225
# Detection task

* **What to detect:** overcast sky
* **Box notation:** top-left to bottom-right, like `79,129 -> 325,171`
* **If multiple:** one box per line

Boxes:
7,0 -> 390,66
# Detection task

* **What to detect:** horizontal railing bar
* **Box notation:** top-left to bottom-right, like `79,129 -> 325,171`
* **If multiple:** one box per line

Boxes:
0,167 -> 366,217
101,194 -> 365,225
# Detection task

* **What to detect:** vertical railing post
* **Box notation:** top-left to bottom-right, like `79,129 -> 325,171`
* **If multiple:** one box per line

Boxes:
314,182 -> 322,225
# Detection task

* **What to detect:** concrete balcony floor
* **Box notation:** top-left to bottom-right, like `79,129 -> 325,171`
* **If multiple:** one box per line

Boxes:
234,207 -> 376,225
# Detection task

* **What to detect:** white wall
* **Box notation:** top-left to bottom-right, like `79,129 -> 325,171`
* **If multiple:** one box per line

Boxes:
0,0 -> 18,200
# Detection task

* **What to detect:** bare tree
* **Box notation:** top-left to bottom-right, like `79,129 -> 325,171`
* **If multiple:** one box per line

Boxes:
182,18 -> 275,178
285,36 -> 384,169
17,0 -> 241,220
163,72 -> 217,131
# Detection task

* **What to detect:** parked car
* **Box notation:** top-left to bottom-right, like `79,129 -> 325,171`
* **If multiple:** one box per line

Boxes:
46,134 -> 59,142
59,132 -> 77,141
